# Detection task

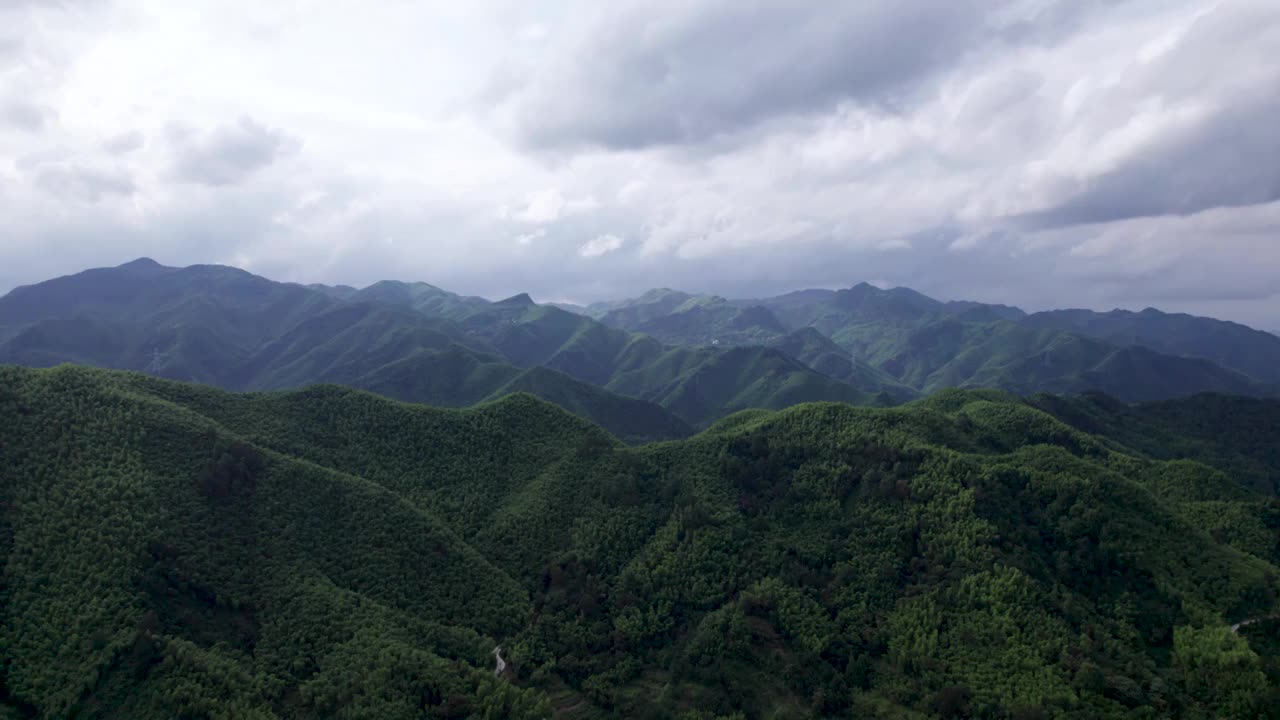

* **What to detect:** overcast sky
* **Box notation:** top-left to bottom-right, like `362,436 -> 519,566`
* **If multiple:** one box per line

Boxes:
1,0 -> 1278,328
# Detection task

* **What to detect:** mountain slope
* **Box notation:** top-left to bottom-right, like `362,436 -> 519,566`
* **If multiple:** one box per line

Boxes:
766,327 -> 916,395
445,293 -> 888,426
228,301 -> 692,443
0,262 -> 694,443
0,259 -> 336,384
598,290 -> 788,346
3,366 -> 1279,718
347,279 -> 490,319
1030,390 -> 1280,496
0,365 -> 553,719
1024,307 -> 1280,383
744,283 -> 1280,401
603,345 -> 884,426
482,366 -> 695,444
877,317 -> 1272,401
235,302 -> 485,390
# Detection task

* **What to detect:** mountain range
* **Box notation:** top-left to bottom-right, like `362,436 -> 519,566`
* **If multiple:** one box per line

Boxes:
1,259 -> 1277,444
573,285 -> 1280,396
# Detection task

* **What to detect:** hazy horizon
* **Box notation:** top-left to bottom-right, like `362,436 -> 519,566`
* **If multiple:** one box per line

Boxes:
10,254 -> 1280,337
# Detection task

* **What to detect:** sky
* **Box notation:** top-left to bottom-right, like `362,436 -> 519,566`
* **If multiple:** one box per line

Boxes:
1,0 -> 1278,329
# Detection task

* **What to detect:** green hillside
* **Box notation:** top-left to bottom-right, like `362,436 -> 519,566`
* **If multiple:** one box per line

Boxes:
597,291 -> 788,347
235,303 -> 484,390
0,259 -> 335,385
740,284 -> 1280,402
882,318 -> 1268,401
3,365 -> 1279,718
1025,307 -> 1280,383
347,280 -> 489,320
1030,391 -> 1280,496
603,345 -> 881,426
766,328 -> 919,402
350,344 -> 524,408
447,296 -> 879,427
483,366 -> 696,444
0,366 -> 554,719
596,288 -> 701,328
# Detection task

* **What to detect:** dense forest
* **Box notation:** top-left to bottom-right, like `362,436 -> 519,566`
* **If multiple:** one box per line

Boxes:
3,365 -> 1279,718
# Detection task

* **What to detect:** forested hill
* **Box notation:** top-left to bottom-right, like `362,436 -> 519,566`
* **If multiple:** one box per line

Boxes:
3,365 -> 1280,718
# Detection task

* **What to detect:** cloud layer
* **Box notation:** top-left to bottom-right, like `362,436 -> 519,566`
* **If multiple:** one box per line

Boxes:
0,0 -> 1277,328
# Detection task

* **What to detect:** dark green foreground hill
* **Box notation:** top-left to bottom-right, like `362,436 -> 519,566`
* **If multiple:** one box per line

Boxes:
3,366 -> 1280,719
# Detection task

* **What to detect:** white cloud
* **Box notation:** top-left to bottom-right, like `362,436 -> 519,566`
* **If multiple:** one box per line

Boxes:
515,228 -> 545,245
512,188 -> 565,223
578,233 -> 624,257
511,187 -> 598,223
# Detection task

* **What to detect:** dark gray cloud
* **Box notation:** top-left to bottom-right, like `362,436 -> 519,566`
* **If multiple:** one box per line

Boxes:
499,0 -> 1127,151
503,0 -> 995,149
1012,95 -> 1280,228
170,117 -> 299,186
1005,1 -> 1280,229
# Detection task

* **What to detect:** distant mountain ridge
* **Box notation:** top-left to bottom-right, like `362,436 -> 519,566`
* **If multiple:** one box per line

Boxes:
0,261 -> 690,442
1023,306 -> 1280,383
0,261 -> 895,438
2,259 -> 1276,440
578,282 -> 1280,401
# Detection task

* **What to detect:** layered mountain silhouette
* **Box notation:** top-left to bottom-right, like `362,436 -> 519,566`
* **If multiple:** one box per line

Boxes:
2,259 -> 1277,442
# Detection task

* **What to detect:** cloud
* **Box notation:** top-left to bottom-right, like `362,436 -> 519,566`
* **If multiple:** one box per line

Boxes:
512,188 -> 566,223
104,130 -> 145,154
510,188 -> 598,223
578,233 -> 624,257
33,163 -> 136,202
0,38 -> 19,63
498,0 -> 995,149
170,117 -> 300,186
1014,97 -> 1280,227
1006,1 -> 1280,228
515,228 -> 545,245
1,100 -> 56,132
495,0 -> 1120,151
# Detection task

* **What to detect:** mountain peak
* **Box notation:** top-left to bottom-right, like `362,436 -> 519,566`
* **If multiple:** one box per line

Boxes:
120,257 -> 165,270
497,292 -> 535,306
637,287 -> 685,300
